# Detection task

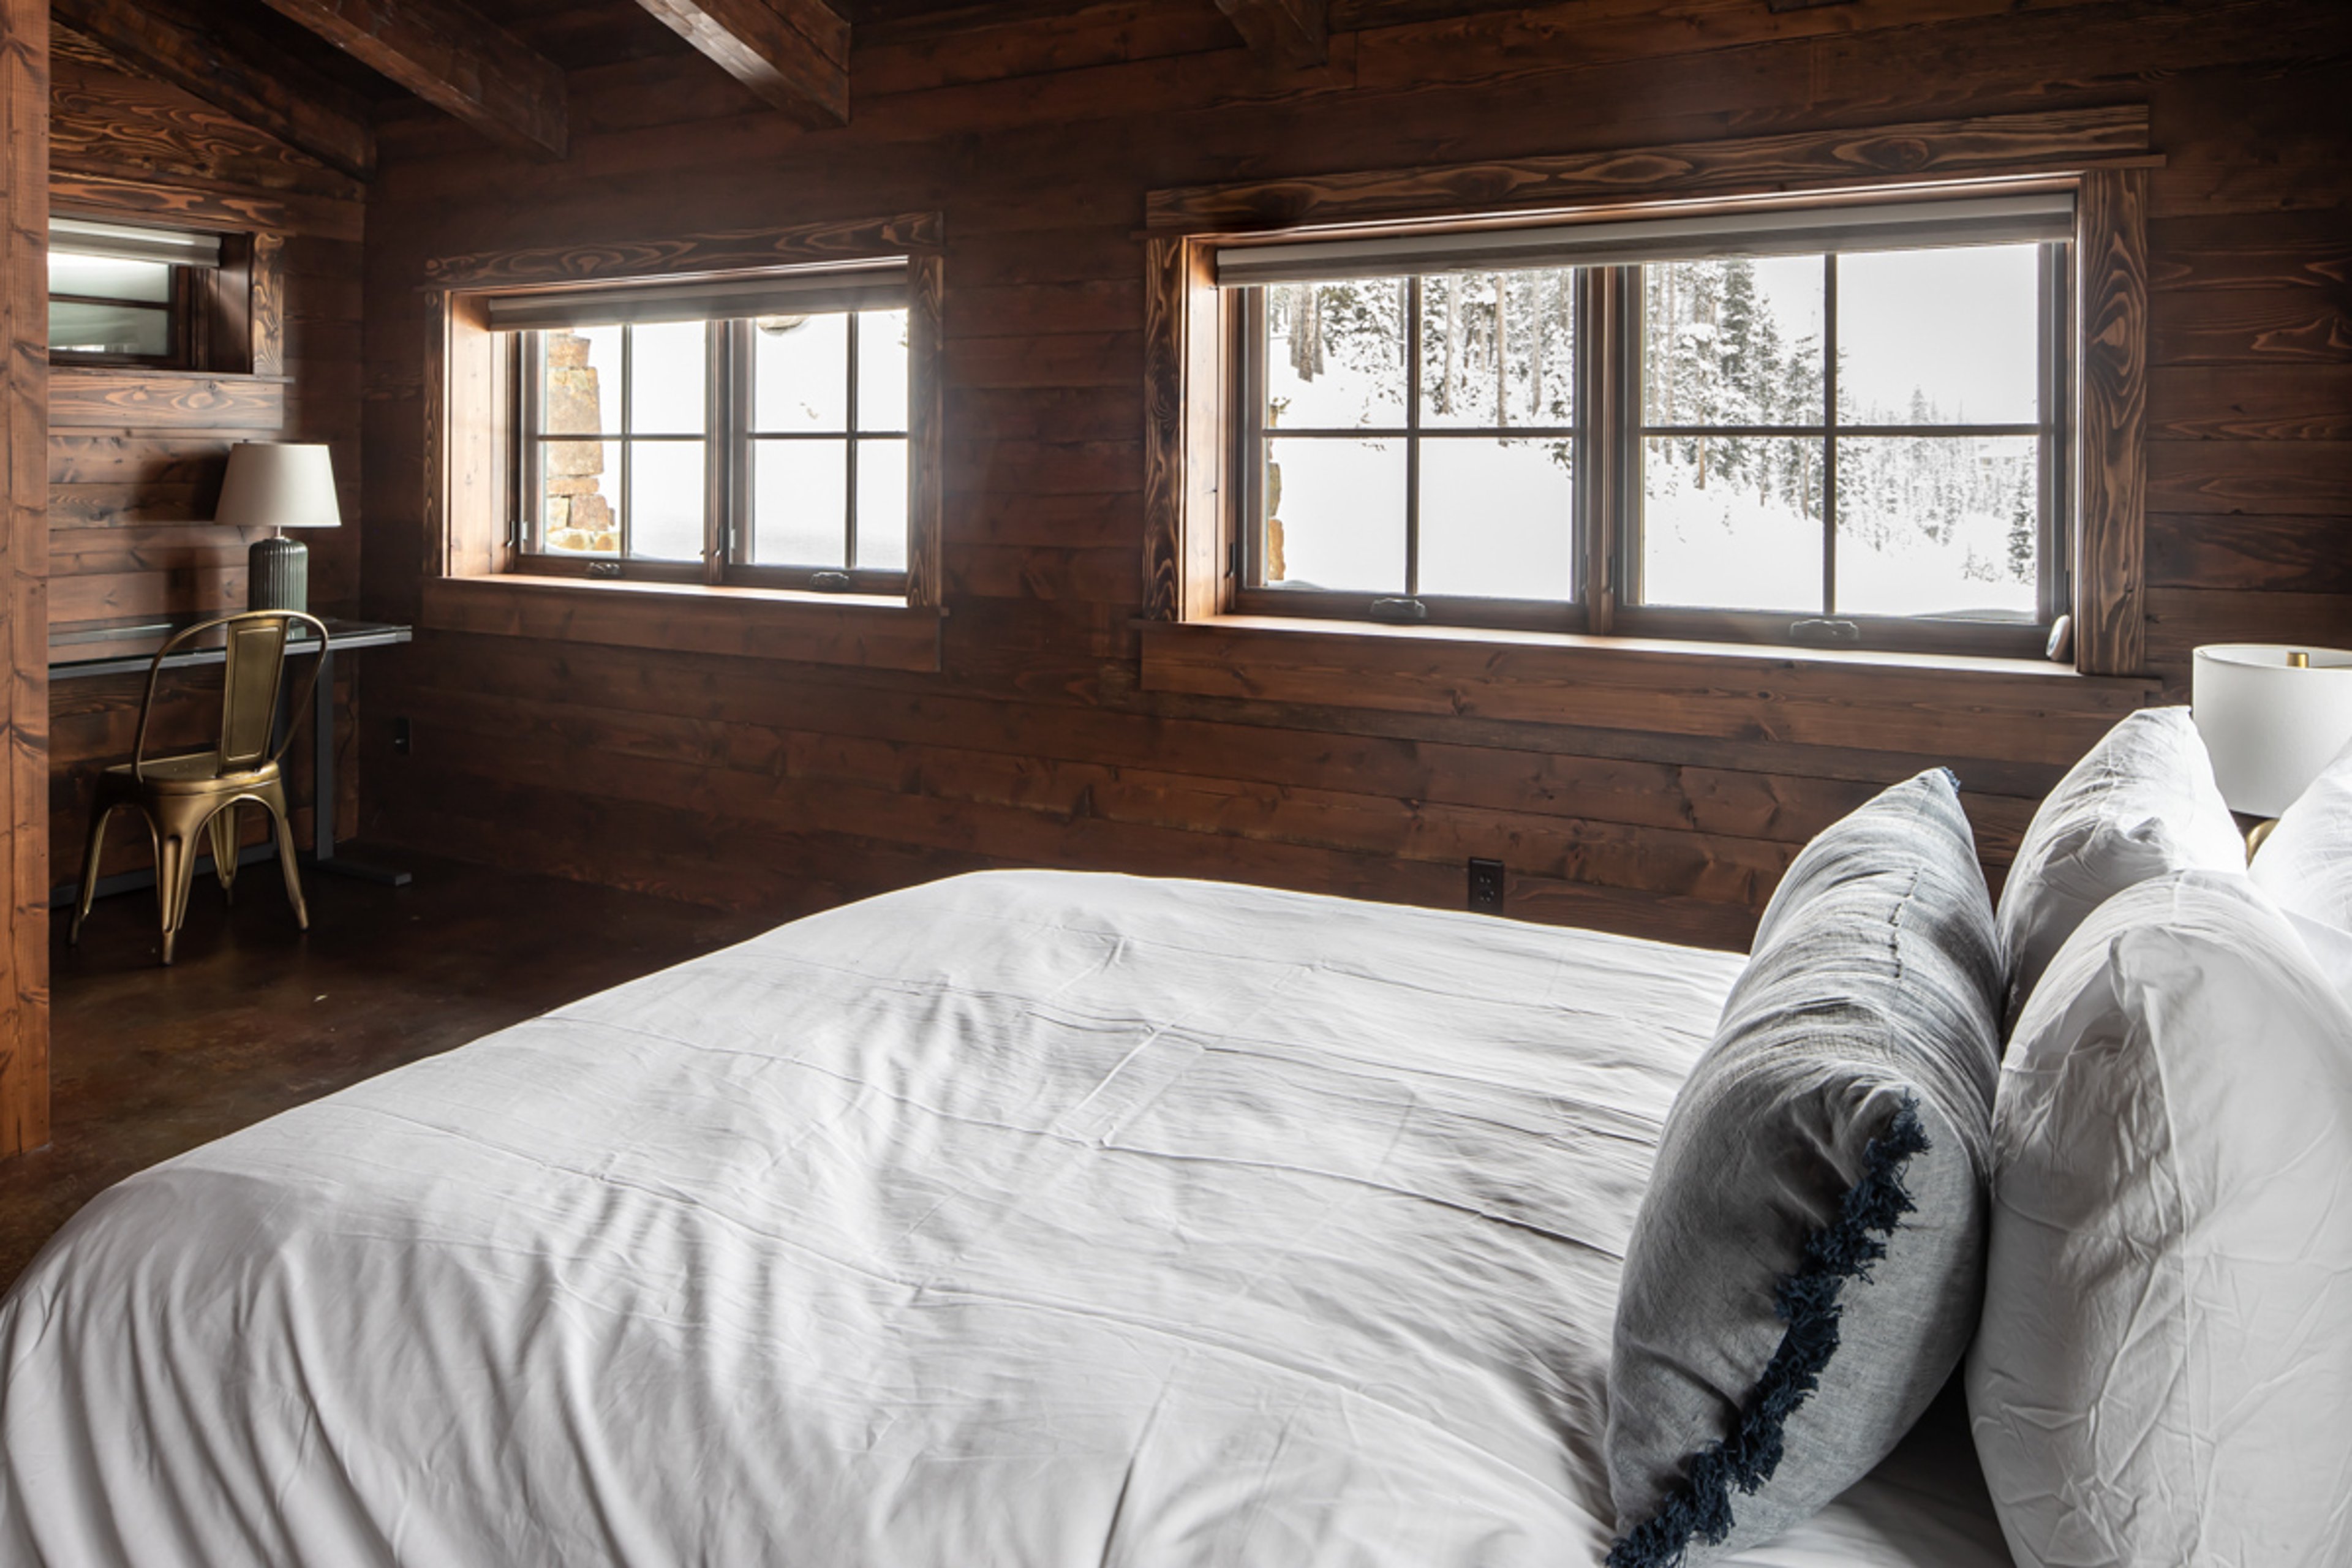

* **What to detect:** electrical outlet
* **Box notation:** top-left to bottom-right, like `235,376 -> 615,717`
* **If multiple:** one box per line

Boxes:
1468,858 -> 1505,913
392,717 -> 412,755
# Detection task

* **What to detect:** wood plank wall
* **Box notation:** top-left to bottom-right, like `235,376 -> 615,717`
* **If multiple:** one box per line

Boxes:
0,0 -> 48,1158
47,33 -> 366,889
360,0 -> 2352,951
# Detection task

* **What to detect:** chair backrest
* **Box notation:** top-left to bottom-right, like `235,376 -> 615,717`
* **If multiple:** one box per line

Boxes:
133,610 -> 331,780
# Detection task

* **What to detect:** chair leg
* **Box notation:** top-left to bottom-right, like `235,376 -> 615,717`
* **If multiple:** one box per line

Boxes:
208,801 -> 241,906
155,826 -> 200,967
261,781 -> 309,932
70,802 -> 116,946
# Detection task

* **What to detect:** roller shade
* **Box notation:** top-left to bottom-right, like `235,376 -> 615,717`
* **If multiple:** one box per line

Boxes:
51,216 -> 222,268
483,260 -> 910,330
1215,191 -> 2076,287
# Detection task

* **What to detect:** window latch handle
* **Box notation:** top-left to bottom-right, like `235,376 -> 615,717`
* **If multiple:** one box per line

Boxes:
1370,597 -> 1430,624
1790,617 -> 1860,646
587,560 -> 621,580
810,570 -> 853,593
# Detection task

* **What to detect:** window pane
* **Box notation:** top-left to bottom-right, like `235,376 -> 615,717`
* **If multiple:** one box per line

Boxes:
1261,437 -> 1406,594
627,440 -> 704,561
49,252 -> 170,303
752,439 -> 849,567
855,437 -> 908,571
1417,438 -> 1574,600
630,320 -> 706,435
753,312 -> 849,432
541,326 -> 619,434
1834,435 -> 2040,618
1838,246 -> 2040,427
48,300 -> 169,357
1265,279 -> 1408,430
1419,270 -> 1575,430
1642,255 -> 1825,429
1640,435 -> 1824,612
541,439 -> 619,554
857,310 -> 909,432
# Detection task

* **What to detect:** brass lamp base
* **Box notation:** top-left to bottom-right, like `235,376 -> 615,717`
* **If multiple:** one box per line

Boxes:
248,533 -> 310,612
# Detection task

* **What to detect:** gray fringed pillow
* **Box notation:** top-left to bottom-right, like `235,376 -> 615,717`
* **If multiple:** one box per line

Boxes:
1604,768 -> 2002,1568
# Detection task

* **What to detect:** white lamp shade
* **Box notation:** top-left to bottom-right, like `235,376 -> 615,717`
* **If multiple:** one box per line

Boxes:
215,442 -> 341,530
2192,644 -> 2352,818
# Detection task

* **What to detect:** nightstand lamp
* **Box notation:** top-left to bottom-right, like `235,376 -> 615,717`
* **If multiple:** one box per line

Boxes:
217,442 -> 341,613
2192,643 -> 2352,853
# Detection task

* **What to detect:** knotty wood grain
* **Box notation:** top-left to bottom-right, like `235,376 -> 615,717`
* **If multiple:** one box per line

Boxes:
51,0 -> 374,180
2076,168 -> 2150,678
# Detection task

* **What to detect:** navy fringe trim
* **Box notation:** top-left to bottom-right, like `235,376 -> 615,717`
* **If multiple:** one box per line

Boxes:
1607,1100 -> 1931,1568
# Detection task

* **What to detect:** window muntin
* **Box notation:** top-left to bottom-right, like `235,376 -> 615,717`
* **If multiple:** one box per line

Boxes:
516,301 -> 913,591
1243,273 -> 1581,627
1626,243 -> 2060,641
1229,199 -> 2071,653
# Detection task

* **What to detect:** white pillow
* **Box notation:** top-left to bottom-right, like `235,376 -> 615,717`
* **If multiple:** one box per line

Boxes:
1994,707 -> 2244,1027
2251,733 -> 2352,933
1967,872 -> 2352,1568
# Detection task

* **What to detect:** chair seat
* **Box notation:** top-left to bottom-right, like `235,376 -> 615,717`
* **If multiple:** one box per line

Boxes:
102,752 -> 280,791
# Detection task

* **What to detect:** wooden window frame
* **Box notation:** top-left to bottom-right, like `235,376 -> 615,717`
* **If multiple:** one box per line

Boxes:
511,313 -> 914,595
423,214 -> 946,672
1144,107 -> 2155,678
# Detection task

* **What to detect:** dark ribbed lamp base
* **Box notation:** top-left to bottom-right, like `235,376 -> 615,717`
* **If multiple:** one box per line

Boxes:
248,533 -> 310,612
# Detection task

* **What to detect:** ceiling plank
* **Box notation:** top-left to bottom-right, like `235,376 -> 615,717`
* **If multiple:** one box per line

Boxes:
253,0 -> 568,161
51,0 -> 375,182
1214,0 -> 1327,65
630,0 -> 850,127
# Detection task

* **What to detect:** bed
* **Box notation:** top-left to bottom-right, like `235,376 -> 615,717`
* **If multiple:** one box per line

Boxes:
1,869 -> 2008,1566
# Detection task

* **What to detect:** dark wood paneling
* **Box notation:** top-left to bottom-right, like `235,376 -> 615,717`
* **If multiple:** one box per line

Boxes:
44,62 -> 368,942
52,0 -> 375,180
356,0 -> 2352,951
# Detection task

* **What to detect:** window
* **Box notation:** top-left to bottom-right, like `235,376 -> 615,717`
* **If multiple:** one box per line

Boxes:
47,217 -> 222,368
494,262 -> 916,593
1221,192 -> 2073,656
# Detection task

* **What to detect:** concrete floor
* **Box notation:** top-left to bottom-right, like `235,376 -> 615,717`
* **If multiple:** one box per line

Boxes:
1,846 -> 773,1293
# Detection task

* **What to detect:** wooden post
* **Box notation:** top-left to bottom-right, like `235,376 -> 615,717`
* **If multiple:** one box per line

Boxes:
0,0 -> 48,1158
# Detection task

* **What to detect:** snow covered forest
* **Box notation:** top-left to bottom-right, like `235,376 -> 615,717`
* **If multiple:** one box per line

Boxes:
1261,246 -> 2045,617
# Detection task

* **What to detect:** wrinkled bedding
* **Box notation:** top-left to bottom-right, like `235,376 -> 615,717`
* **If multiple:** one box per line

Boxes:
0,870 -> 2007,1567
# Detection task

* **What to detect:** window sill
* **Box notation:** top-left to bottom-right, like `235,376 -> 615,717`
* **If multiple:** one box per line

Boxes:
1137,615 -> 2157,767
421,574 -> 943,673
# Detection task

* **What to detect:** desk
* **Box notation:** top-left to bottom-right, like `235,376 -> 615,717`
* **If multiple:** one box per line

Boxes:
49,615 -> 413,905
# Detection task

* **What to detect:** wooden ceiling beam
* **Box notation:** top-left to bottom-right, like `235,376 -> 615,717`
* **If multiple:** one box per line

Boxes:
1215,0 -> 1327,66
631,0 -> 850,128
253,0 -> 568,161
51,0 -> 376,181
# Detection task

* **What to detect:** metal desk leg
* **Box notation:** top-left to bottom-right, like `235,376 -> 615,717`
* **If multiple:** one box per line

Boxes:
310,645 -> 412,886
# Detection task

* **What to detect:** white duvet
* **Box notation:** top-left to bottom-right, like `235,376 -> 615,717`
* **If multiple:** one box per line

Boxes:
0,871 -> 2007,1566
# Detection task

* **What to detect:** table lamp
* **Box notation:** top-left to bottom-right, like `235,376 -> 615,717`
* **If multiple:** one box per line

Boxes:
216,442 -> 341,613
2192,644 -> 2352,843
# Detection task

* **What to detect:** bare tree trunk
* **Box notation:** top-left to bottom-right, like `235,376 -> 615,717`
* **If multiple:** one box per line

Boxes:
1494,275 -> 1510,429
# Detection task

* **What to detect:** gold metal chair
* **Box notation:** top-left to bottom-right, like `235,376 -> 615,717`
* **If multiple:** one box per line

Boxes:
70,610 -> 330,965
